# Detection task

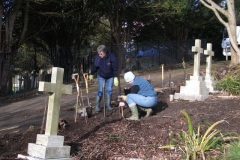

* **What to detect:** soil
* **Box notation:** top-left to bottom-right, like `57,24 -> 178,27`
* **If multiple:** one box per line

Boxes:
0,60 -> 240,160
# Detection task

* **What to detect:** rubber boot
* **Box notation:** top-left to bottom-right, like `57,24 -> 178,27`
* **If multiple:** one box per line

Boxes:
106,94 -> 113,110
126,105 -> 139,120
95,96 -> 101,112
140,107 -> 153,117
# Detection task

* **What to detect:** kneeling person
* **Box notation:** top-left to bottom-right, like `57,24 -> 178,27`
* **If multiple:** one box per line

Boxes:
121,71 -> 158,120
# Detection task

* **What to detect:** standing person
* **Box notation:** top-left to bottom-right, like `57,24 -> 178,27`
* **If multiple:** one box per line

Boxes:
120,71 -> 157,120
89,45 -> 119,112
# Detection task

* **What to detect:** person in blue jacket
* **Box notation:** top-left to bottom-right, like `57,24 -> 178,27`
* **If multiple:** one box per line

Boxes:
120,71 -> 157,120
89,45 -> 119,112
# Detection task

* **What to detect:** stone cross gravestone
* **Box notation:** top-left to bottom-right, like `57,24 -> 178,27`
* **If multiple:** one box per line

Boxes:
18,67 -> 73,160
192,39 -> 203,78
38,67 -> 72,135
174,39 -> 210,101
204,43 -> 216,92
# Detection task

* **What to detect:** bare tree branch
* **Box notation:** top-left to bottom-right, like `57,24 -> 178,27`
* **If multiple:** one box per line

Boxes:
200,0 -> 240,64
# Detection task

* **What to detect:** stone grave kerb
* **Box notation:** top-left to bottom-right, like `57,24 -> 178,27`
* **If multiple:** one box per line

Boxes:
191,39 -> 203,78
38,67 -> 72,135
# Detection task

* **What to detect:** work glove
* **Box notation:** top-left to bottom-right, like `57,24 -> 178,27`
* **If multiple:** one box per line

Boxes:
114,77 -> 119,86
120,95 -> 127,101
89,75 -> 94,80
119,101 -> 126,107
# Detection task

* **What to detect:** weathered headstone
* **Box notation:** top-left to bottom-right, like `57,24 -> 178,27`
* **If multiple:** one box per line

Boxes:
174,39 -> 209,101
204,43 -> 216,92
192,39 -> 202,78
18,67 -> 73,160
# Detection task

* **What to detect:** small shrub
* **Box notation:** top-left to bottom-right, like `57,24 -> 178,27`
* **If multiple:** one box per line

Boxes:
220,136 -> 240,160
216,65 -> 240,96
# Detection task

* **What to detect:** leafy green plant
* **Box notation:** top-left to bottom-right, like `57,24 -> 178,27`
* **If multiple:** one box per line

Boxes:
216,75 -> 240,96
160,110 -> 226,160
216,66 -> 240,96
220,136 -> 240,160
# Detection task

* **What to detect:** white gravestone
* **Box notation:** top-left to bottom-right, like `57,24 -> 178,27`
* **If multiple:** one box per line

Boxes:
204,43 -> 216,92
18,67 -> 73,160
174,39 -> 209,101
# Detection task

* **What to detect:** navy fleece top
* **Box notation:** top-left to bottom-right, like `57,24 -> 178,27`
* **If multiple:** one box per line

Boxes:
131,76 -> 157,97
91,51 -> 118,79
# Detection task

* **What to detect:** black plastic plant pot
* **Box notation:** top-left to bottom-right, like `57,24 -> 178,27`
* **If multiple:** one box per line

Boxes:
86,107 -> 92,118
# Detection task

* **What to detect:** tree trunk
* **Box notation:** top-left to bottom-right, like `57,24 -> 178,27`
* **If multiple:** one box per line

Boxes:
226,0 -> 240,64
106,0 -> 128,95
0,0 -> 25,94
116,45 -> 125,95
0,52 -> 12,95
200,0 -> 240,65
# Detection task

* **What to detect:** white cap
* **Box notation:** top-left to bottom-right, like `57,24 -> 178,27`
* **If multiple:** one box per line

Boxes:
124,71 -> 135,82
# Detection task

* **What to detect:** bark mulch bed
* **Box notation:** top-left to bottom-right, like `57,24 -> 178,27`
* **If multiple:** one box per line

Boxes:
1,90 -> 240,160
1,62 -> 240,160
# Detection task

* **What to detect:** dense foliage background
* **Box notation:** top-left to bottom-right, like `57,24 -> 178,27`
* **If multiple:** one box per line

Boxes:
0,0 -> 239,95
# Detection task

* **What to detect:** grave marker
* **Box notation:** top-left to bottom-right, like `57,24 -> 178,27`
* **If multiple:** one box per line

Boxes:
192,39 -> 203,77
38,67 -> 72,135
18,67 -> 73,160
204,43 -> 214,78
174,39 -> 209,101
204,43 -> 216,92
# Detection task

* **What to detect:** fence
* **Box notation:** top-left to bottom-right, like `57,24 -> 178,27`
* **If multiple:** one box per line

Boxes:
0,39 -> 206,101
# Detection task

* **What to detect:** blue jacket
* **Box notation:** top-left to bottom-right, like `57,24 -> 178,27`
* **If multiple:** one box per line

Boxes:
131,76 -> 157,97
91,51 -> 118,79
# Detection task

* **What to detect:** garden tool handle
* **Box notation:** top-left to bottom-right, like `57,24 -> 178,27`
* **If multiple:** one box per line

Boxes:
72,73 -> 80,96
83,73 -> 89,93
83,73 -> 91,107
72,73 -> 79,83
